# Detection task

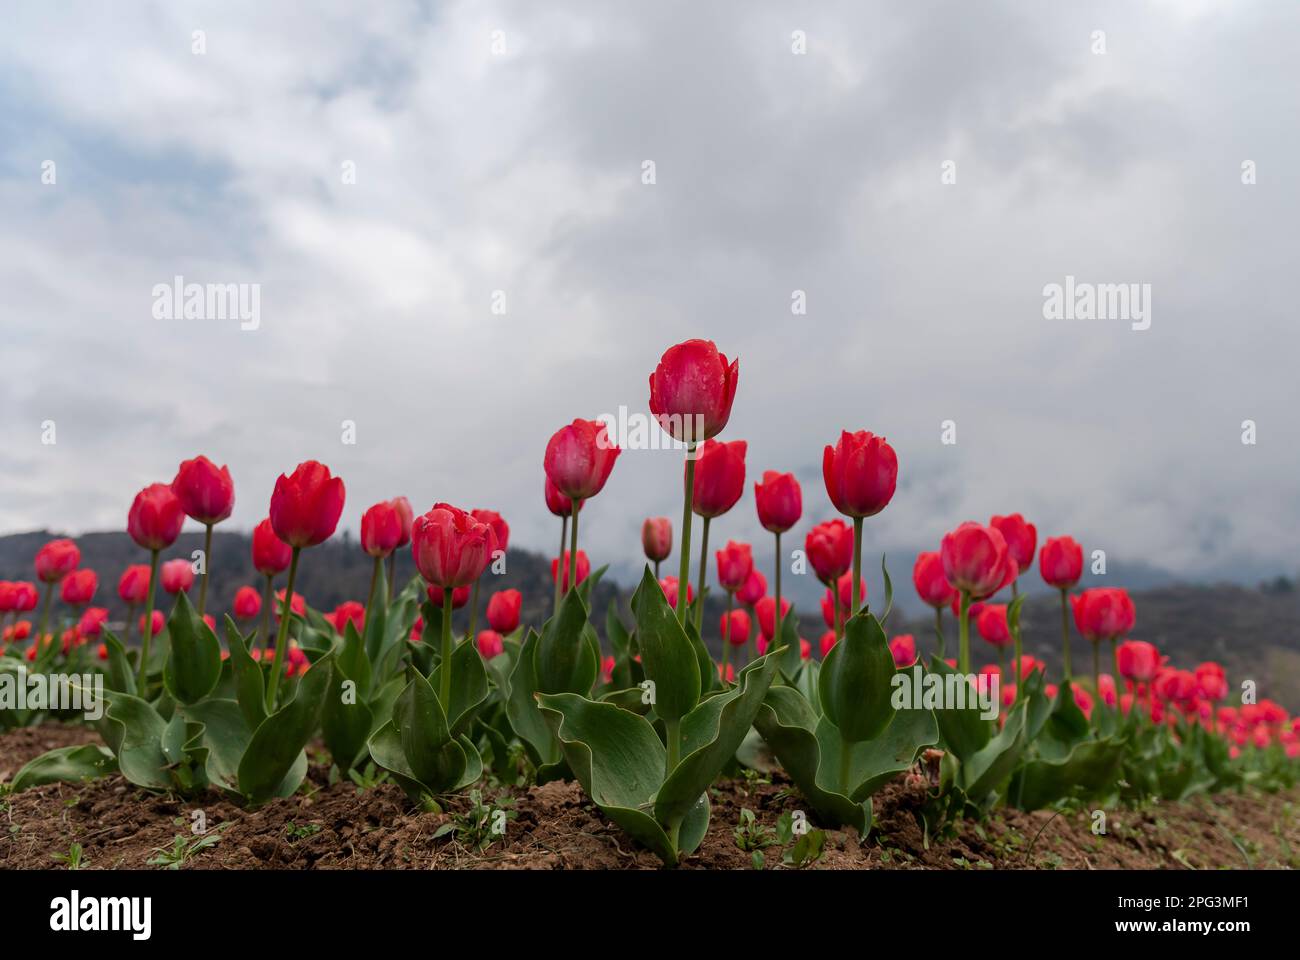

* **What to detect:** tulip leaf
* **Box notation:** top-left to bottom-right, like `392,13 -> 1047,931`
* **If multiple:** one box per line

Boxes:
1035,678 -> 1091,761
684,616 -> 717,694
322,640 -> 374,773
795,659 -> 822,716
818,611 -> 895,743
535,589 -> 599,697
774,609 -> 803,681
102,691 -> 172,790
961,699 -> 1028,802
831,706 -> 938,803
11,744 -> 117,792
223,616 -> 267,731
180,698 -> 251,792
1011,734 -> 1126,810
928,656 -> 992,761
505,630 -> 562,768
879,554 -> 894,623
428,637 -> 490,736
631,567 -> 700,724
655,648 -> 784,828
238,643 -> 336,804
99,629 -> 137,697
752,685 -> 869,832
163,591 -> 223,705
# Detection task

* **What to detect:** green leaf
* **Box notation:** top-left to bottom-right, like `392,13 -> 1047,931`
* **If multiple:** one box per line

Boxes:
99,629 -> 136,697
961,699 -> 1028,802
179,698 -> 251,792
631,566 -> 700,724
928,656 -> 992,761
505,630 -> 560,767
878,554 -> 894,623
534,589 -> 599,697
655,648 -> 784,828
163,591 -> 222,705
11,744 -> 117,791
1012,734 -> 1126,810
818,611 -> 895,743
102,691 -> 171,790
223,617 -> 266,731
830,705 -> 939,803
237,643 -> 336,804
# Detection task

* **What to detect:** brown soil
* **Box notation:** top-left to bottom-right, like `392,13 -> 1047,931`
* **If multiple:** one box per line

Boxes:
2,725 -> 1296,870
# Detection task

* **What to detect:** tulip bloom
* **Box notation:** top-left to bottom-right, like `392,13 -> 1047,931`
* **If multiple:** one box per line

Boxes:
60,569 -> 98,607
161,558 -> 195,595
545,477 -> 581,614
139,609 -> 165,640
360,499 -> 404,634
889,634 -> 918,669
266,461 -> 346,709
737,569 -> 766,608
648,339 -> 739,444
755,471 -> 802,534
544,420 -> 618,608
412,504 -> 493,694
641,517 -> 673,576
427,584 -> 471,610
233,585 -> 262,620
913,550 -> 957,659
805,518 -> 854,586
1072,586 -> 1136,698
465,509 -> 509,637
126,483 -> 187,687
78,607 -> 109,638
1117,639 -> 1159,684
755,595 -> 791,641
172,455 -> 235,617
658,576 -> 694,611
249,518 -> 292,653
941,522 -> 1013,674
486,589 -> 522,634
1038,534 -> 1084,679
476,629 -> 505,661
989,514 -> 1037,593
35,539 -> 81,583
718,608 -> 751,680
330,601 -> 366,635
715,541 -> 754,594
384,496 -> 415,601
551,551 -> 591,593
819,631 -> 837,659
976,604 -> 1013,677
686,439 -> 747,629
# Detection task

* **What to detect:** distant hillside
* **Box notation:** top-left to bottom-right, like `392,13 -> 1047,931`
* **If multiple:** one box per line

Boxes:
3,530 -> 1297,708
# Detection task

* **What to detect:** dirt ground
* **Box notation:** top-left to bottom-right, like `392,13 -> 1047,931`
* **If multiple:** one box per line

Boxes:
2,723 -> 1296,870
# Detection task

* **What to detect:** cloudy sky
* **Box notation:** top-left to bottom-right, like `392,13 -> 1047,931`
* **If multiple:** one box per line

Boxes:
1,0 -> 1296,601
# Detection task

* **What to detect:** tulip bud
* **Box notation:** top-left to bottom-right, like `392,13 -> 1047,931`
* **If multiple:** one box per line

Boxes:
233,585 -> 263,619
714,541 -> 754,593
161,558 -> 195,595
128,484 -> 185,551
34,538 -> 81,583
990,513 -> 1037,575
411,503 -> 493,589
544,419 -> 620,501
736,568 -> 767,607
720,608 -> 751,646
486,589 -> 522,634
805,520 -> 853,583
822,430 -> 898,519
912,551 -> 957,608
648,339 -> 739,443
641,517 -> 673,563
172,455 -> 235,525
476,629 -> 505,660
60,569 -> 98,606
754,470 -> 802,534
252,518 -> 293,575
690,439 -> 747,518
1039,535 -> 1084,590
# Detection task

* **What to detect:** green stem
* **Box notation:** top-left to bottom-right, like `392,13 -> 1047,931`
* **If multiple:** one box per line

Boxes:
365,556 -> 382,627
554,515 -> 567,616
851,517 -> 864,617
958,591 -> 971,675
135,550 -> 160,691
387,553 -> 397,603
568,499 -> 582,595
676,447 -> 696,623
1059,588 -> 1072,680
440,588 -> 454,706
198,523 -> 213,618
1012,618 -> 1023,703
694,517 -> 710,633
257,574 -> 274,655
654,559 -> 660,580
773,530 -> 783,644
1111,637 -> 1121,710
265,547 -> 301,711
934,606 -> 945,660
35,581 -> 54,651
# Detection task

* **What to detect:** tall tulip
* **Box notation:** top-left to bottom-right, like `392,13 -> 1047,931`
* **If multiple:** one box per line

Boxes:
641,517 -> 672,579
127,484 -> 185,687
486,589 -> 522,634
544,419 -> 619,612
913,550 -> 956,658
60,568 -> 98,607
1072,586 -> 1135,698
754,470 -> 802,646
233,585 -> 262,620
251,518 -> 292,654
545,477 -> 581,614
266,461 -> 346,708
411,504 -> 493,706
467,509 -> 509,638
989,514 -> 1037,597
160,558 -> 194,595
388,495 -> 414,601
360,500 -> 403,629
32,538 -> 81,655
649,339 -> 738,633
689,438 -> 747,631
719,608 -> 750,682
172,455 -> 235,617
1040,534 -> 1084,679
940,521 -> 1009,674
736,568 -> 766,663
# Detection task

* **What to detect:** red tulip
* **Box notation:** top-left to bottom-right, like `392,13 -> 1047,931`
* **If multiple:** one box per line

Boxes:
60,569 -> 98,606
1071,587 -> 1135,641
330,601 -> 366,635
270,461 -> 346,549
822,431 -> 898,519
172,455 -> 235,525
0,581 -> 13,613
642,517 -> 673,563
139,609 -> 165,639
471,509 -> 510,555
476,630 -> 505,660
128,484 -> 185,552
820,591 -> 836,629
391,496 -> 414,547
411,504 -> 493,589
544,477 -> 580,518
233,585 -> 262,619
754,471 -> 802,534
989,514 -> 1036,576
800,638 -> 812,660
805,520 -> 853,583
720,609 -> 751,647
1195,662 -> 1227,702
9,620 -> 32,641
951,595 -> 986,621
408,617 -> 425,644
1039,535 -> 1083,590
117,565 -> 151,604
1117,640 -> 1159,683
736,569 -> 766,607
1009,655 -> 1044,680
426,584 -> 471,610
78,607 -> 109,637
161,559 -> 195,595
889,634 -> 918,668
833,572 -> 866,612
755,595 -> 791,640
544,419 -> 620,501
715,541 -> 754,593
1097,674 -> 1118,708
550,551 -> 591,593
691,439 -> 747,518
648,339 -> 739,443
940,522 -> 1010,600
658,576 -> 693,610
274,589 -> 306,619
252,518 -> 293,575
819,631 -> 837,658
912,551 -> 957,609
976,604 -> 1012,648
361,501 -> 404,558
12,582 -> 38,612
486,589 -> 522,633
34,538 -> 81,582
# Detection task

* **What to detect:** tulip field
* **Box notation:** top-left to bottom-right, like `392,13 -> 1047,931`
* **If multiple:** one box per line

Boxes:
0,338 -> 1296,876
